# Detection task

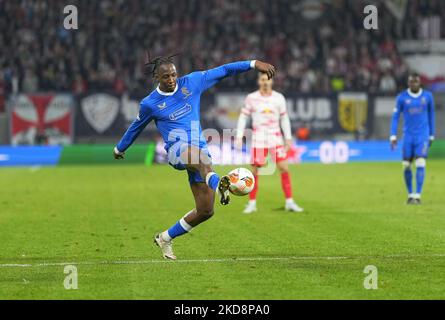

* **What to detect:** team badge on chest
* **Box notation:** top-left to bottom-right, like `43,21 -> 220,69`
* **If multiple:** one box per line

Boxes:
182,87 -> 192,99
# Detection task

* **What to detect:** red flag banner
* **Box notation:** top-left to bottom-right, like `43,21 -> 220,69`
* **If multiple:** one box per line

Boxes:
9,94 -> 74,145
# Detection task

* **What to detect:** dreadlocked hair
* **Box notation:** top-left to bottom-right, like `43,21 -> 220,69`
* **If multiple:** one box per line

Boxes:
144,51 -> 180,78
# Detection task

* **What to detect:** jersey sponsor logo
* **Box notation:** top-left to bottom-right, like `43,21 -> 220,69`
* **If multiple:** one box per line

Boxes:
261,107 -> 274,115
157,102 -> 167,110
181,87 -> 192,99
408,107 -> 423,115
169,103 -> 192,121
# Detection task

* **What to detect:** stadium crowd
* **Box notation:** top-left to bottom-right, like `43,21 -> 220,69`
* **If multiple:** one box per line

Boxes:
1,0 -> 444,97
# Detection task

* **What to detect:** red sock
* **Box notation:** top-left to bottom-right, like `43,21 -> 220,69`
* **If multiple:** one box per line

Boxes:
281,171 -> 293,199
249,174 -> 259,200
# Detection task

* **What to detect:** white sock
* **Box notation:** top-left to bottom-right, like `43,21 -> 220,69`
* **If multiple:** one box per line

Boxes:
413,193 -> 421,199
248,199 -> 256,205
285,198 -> 294,204
161,230 -> 172,242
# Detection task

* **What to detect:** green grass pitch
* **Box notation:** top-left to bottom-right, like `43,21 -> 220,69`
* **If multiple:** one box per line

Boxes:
1,161 -> 444,299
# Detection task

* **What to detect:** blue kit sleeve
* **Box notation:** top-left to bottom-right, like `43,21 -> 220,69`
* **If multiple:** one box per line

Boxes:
428,92 -> 436,138
390,94 -> 403,137
116,102 -> 153,153
190,60 -> 255,92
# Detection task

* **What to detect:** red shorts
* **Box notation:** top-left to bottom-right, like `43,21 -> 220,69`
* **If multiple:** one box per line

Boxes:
251,145 -> 288,167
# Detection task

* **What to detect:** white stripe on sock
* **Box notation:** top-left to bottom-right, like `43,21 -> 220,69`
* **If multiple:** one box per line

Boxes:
205,172 -> 217,186
179,218 -> 193,232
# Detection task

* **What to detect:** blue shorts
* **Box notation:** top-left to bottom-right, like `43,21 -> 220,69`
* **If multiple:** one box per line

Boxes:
402,135 -> 429,160
166,142 -> 212,185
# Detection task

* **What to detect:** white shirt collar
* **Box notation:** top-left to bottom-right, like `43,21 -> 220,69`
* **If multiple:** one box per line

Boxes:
407,88 -> 423,98
156,84 -> 178,96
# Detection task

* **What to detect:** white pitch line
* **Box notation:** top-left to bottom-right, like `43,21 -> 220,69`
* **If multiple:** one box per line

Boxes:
0,253 -> 444,268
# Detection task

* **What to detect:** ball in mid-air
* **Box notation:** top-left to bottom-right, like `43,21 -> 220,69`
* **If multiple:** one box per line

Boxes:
228,168 -> 255,196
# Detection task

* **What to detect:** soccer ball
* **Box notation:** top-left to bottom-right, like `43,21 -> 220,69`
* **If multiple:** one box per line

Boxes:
228,168 -> 255,196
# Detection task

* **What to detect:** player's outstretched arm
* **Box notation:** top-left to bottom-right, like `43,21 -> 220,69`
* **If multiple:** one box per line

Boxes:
198,60 -> 276,91
114,103 -> 153,160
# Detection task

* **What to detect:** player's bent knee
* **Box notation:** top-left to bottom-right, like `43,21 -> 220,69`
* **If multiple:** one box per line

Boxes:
415,158 -> 426,168
277,162 -> 288,173
193,161 -> 212,173
251,165 -> 260,174
278,166 -> 288,173
198,208 -> 214,219
402,160 -> 411,170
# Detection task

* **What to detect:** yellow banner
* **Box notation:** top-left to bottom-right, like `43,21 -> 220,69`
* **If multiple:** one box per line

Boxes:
338,93 -> 368,132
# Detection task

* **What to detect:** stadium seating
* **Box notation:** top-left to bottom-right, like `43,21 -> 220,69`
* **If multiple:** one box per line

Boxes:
1,0 -> 444,96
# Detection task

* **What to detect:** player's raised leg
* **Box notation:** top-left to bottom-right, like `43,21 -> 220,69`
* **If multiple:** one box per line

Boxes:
155,181 -> 217,259
154,145 -> 230,259
181,145 -> 231,205
277,158 -> 303,212
154,209 -> 195,260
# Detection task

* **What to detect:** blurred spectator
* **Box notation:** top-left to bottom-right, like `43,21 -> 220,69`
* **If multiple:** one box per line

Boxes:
1,0 -> 443,96
379,71 -> 397,93
0,70 -> 4,112
72,74 -> 87,94
22,68 -> 39,93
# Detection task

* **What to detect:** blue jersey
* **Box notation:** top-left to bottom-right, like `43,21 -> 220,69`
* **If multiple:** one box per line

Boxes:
116,61 -> 254,153
390,89 -> 435,139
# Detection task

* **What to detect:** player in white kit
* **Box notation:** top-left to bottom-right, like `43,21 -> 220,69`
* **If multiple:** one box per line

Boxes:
236,72 -> 304,214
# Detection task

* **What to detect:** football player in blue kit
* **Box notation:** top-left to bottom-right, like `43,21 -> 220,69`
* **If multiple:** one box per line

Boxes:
114,54 -> 276,259
390,73 -> 435,205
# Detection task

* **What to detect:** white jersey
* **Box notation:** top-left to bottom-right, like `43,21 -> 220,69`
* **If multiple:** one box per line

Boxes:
241,90 -> 288,148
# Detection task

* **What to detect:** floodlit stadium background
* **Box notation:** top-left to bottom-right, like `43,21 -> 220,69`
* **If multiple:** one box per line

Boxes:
0,0 -> 444,165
